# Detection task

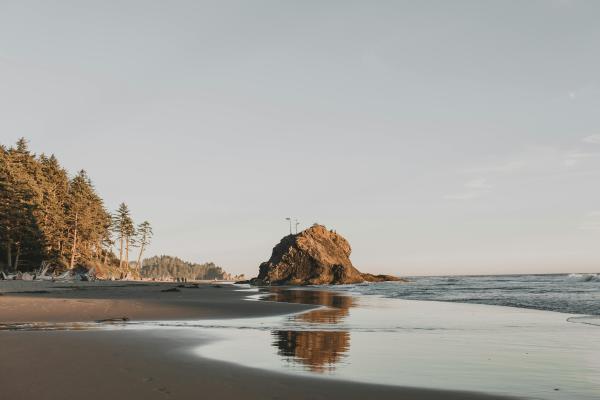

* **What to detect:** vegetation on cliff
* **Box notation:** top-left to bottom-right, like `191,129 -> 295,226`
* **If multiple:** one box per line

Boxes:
140,255 -> 226,280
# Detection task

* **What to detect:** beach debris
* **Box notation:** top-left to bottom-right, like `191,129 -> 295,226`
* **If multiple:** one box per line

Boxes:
122,272 -> 135,281
58,270 -> 73,280
13,290 -> 51,294
95,317 -> 130,323
35,264 -> 54,281
3,272 -> 18,280
0,262 -> 97,282
21,272 -> 34,281
161,287 -> 180,292
175,283 -> 201,289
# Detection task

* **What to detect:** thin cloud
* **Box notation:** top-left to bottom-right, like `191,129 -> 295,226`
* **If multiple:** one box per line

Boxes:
465,178 -> 492,189
463,161 -> 524,175
579,222 -> 600,231
444,178 -> 492,201
450,145 -> 600,201
579,211 -> 600,231
464,146 -> 600,178
563,152 -> 600,167
443,191 -> 482,201
583,134 -> 600,145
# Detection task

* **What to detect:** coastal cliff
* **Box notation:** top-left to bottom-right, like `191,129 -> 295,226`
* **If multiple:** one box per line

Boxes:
251,225 -> 403,285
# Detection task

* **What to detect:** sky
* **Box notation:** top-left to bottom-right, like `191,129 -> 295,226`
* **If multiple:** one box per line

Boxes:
1,0 -> 599,276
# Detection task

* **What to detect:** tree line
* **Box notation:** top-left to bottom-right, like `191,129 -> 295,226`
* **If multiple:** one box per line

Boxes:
141,255 -> 226,281
0,138 -> 152,272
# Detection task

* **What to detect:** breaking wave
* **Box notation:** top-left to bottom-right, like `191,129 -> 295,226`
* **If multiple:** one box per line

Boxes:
567,273 -> 600,282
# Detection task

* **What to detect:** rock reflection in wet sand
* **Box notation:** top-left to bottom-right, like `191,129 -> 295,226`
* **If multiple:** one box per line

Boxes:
267,289 -> 354,372
272,330 -> 350,372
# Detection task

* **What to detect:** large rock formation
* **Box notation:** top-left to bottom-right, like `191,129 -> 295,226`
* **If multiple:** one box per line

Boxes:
251,225 -> 403,285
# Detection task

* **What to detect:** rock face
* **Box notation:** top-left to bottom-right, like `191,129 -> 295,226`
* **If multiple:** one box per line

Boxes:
251,225 -> 403,285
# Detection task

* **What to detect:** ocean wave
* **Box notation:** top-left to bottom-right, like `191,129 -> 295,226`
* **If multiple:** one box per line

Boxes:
325,274 -> 600,316
567,316 -> 600,327
567,273 -> 600,282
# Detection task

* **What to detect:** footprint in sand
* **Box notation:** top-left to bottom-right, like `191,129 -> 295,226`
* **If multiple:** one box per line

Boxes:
154,386 -> 172,397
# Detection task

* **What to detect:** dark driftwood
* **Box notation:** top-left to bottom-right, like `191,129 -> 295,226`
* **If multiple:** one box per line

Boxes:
95,317 -> 130,323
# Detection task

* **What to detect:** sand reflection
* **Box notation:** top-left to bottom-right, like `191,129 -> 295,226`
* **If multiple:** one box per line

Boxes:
267,289 -> 354,372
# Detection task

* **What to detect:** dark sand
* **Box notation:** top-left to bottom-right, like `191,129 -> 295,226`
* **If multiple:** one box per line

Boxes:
0,281 -> 312,322
0,281 -> 516,400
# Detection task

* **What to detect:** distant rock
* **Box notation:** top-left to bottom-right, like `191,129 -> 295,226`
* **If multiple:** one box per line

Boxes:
251,224 -> 405,285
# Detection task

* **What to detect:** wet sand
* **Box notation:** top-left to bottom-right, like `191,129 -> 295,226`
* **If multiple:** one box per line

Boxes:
0,281 -> 313,322
0,281 -> 515,400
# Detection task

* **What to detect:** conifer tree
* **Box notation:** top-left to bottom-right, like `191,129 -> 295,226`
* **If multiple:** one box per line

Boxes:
135,221 -> 152,269
0,138 -> 138,273
67,170 -> 95,268
39,154 -> 70,259
113,203 -> 135,270
0,139 -> 44,270
141,255 -> 226,280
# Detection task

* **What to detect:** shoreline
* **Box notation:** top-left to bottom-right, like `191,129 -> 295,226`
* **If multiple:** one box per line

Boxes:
0,280 -> 519,400
0,281 -> 315,323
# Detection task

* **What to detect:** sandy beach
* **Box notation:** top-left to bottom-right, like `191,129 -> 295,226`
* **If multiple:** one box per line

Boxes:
0,281 -> 516,400
2,3 -> 598,399
0,281 -> 312,322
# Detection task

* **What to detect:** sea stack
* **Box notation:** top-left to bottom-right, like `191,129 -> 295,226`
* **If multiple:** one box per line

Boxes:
251,224 -> 403,285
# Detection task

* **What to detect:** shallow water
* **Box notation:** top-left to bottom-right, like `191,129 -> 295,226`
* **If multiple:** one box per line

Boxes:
3,285 -> 599,399
190,288 -> 600,400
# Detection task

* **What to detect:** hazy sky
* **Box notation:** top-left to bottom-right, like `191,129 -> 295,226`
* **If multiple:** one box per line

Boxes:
1,0 -> 599,276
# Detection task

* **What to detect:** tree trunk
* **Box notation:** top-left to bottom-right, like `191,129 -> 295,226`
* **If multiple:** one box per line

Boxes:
70,212 -> 78,269
6,240 -> 12,269
14,244 -> 21,271
125,236 -> 130,269
119,235 -> 124,269
136,243 -> 145,271
103,248 -> 108,266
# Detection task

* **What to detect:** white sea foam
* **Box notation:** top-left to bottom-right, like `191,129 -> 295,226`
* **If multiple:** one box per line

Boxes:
567,273 -> 600,282
567,316 -> 600,327
323,274 -> 600,315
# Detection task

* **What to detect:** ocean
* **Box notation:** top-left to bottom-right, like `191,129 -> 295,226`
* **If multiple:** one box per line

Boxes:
3,277 -> 597,399
194,280 -> 600,399
323,273 -> 600,316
